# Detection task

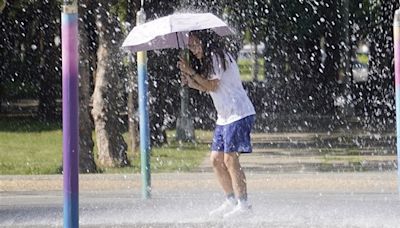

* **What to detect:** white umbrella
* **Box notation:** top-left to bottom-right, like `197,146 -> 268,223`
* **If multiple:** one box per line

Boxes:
122,12 -> 234,52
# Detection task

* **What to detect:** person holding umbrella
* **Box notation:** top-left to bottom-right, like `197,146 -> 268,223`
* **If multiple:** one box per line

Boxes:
177,29 -> 256,218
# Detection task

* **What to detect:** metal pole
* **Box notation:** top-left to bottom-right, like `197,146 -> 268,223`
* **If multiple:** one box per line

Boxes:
176,52 -> 195,142
62,0 -> 79,227
136,8 -> 151,199
394,8 -> 400,194
176,0 -> 195,142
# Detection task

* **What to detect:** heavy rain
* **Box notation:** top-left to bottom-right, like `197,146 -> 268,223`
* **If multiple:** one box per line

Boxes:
1,0 -> 400,227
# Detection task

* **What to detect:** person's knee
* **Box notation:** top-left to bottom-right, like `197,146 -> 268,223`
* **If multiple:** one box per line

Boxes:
224,153 -> 239,170
210,152 -> 224,168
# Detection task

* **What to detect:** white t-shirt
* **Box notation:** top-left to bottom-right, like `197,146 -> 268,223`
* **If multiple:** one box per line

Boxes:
208,53 -> 256,125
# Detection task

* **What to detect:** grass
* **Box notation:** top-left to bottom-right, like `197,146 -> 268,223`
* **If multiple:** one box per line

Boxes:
105,141 -> 209,174
0,127 -> 63,174
0,117 -> 211,175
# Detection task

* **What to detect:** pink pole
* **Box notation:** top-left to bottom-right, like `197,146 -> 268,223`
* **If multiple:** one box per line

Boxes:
62,1 -> 79,227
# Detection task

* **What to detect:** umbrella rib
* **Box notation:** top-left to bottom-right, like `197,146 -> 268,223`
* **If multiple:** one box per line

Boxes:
175,32 -> 180,49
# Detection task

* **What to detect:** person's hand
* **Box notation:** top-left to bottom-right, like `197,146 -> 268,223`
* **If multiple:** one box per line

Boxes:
180,72 -> 188,86
177,55 -> 195,76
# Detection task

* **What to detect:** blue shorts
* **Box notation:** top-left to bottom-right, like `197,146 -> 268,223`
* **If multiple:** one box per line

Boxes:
211,115 -> 255,153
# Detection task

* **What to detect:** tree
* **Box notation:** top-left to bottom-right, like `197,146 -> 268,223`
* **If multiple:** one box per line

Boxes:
225,0 -> 268,81
0,1 -> 44,103
92,0 -> 130,167
366,0 -> 400,129
78,1 -> 97,173
0,0 -> 6,13
145,0 -> 181,145
124,0 -> 140,156
37,0 -> 61,121
259,1 -> 326,115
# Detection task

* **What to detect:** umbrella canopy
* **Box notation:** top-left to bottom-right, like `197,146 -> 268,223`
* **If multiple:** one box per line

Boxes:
122,12 -> 234,52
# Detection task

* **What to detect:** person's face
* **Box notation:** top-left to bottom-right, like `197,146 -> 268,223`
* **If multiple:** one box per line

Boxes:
188,35 -> 204,59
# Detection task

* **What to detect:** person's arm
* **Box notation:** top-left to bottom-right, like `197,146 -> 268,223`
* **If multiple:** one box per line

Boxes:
188,77 -> 208,92
181,71 -> 207,92
178,56 -> 220,92
189,72 -> 219,92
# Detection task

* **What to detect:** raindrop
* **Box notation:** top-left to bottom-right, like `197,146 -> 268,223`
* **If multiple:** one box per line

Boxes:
54,36 -> 61,46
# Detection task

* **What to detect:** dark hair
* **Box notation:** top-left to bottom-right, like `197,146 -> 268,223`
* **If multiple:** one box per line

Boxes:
188,30 -> 232,79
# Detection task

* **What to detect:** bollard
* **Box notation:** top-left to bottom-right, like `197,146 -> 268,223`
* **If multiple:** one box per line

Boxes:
61,0 -> 79,227
394,8 -> 400,194
136,8 -> 151,199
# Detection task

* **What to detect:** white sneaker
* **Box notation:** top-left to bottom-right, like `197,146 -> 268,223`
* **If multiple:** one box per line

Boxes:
209,199 -> 237,218
223,201 -> 252,219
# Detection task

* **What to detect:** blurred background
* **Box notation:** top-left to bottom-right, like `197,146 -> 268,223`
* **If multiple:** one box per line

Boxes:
0,0 -> 399,175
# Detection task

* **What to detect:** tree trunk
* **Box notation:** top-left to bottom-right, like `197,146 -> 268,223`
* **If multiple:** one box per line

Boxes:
321,0 -> 341,114
78,1 -> 97,173
92,3 -> 129,167
148,51 -> 171,145
143,1 -> 179,146
125,1 -> 140,158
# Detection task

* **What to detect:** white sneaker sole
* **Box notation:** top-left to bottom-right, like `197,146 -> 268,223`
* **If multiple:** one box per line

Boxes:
223,205 -> 253,219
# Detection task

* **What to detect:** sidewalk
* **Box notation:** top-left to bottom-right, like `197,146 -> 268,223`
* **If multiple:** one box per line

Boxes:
1,171 -> 397,193
1,172 -> 399,227
1,131 -> 399,227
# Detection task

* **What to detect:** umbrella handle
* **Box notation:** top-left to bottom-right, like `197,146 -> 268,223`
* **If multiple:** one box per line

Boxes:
178,50 -> 190,89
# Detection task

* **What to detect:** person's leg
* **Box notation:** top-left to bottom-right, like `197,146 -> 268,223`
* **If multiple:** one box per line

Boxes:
222,115 -> 254,202
220,115 -> 255,218
210,151 -> 234,195
209,151 -> 237,217
222,152 -> 251,218
210,124 -> 235,197
209,126 -> 237,217
223,152 -> 247,201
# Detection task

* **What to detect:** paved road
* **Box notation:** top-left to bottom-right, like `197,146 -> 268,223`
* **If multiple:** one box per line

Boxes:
1,172 -> 399,227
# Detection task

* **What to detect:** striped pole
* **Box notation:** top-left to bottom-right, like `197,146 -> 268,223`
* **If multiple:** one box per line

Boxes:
394,8 -> 400,194
136,8 -> 151,199
62,1 -> 79,227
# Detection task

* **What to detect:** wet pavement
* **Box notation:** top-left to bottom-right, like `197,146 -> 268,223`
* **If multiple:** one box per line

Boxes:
1,131 -> 399,227
1,172 -> 399,227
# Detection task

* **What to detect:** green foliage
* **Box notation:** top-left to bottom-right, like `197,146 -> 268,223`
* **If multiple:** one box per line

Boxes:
0,118 -> 209,174
0,0 -> 6,12
238,58 -> 265,81
104,142 -> 208,173
110,0 -> 129,22
349,0 -> 371,40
